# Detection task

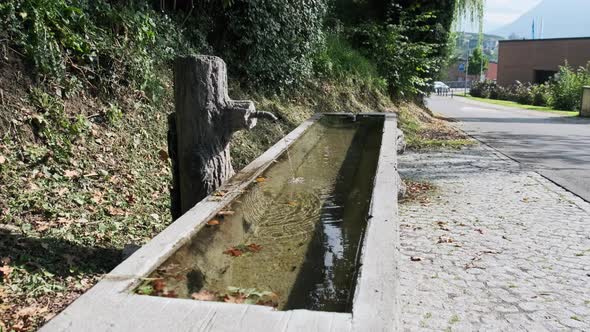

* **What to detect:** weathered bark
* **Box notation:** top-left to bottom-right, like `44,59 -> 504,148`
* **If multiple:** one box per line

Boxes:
173,55 -> 275,215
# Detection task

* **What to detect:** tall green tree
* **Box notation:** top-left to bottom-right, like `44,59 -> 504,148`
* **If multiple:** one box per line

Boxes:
467,46 -> 488,76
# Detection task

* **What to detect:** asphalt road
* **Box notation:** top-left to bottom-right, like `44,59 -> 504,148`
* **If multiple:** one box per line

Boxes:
427,95 -> 590,202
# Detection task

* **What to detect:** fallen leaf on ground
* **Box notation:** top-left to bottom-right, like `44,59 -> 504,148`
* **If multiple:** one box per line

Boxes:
0,264 -> 13,280
63,170 -> 79,178
126,194 -> 136,204
436,221 -> 450,231
158,149 -> 169,161
224,294 -> 246,304
207,219 -> 220,226
91,191 -> 103,204
17,306 -> 47,318
54,187 -> 69,196
107,207 -> 126,216
191,290 -> 218,301
410,256 -> 423,262
255,177 -> 266,183
287,201 -> 299,207
212,191 -> 227,197
56,217 -> 73,226
223,248 -> 243,257
35,222 -> 50,232
437,236 -> 454,244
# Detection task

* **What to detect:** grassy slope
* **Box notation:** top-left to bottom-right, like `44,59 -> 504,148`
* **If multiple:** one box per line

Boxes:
459,95 -> 579,116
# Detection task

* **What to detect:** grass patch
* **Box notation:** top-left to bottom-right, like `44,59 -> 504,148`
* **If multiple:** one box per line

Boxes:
449,314 -> 460,324
398,103 -> 474,150
459,95 -> 579,116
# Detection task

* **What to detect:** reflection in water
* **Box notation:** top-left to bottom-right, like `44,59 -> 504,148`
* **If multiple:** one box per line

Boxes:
146,115 -> 383,313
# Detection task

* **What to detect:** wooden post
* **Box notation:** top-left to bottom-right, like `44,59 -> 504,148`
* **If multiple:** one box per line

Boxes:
173,55 -> 276,215
581,86 -> 590,117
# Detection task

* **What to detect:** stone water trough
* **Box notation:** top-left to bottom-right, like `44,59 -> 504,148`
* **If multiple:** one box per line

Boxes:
41,58 -> 401,332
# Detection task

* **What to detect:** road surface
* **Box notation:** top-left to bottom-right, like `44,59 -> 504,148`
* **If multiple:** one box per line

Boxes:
427,95 -> 590,202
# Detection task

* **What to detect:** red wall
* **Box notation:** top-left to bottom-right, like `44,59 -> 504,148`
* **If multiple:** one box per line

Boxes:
486,62 -> 498,81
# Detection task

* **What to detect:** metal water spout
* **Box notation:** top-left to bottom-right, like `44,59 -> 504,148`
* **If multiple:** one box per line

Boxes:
251,111 -> 278,122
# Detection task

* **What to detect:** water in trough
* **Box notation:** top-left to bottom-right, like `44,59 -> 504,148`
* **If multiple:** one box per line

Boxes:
143,115 -> 384,312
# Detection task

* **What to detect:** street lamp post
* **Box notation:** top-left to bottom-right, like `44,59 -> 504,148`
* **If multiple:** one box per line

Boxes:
464,34 -> 470,96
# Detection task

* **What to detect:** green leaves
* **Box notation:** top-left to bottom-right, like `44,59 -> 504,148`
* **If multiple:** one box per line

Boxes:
549,63 -> 590,112
224,0 -> 328,89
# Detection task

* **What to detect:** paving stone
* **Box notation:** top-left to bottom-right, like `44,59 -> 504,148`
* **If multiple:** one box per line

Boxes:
399,146 -> 590,331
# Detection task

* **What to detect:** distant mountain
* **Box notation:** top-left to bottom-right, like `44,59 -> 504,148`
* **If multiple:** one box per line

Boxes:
491,0 -> 590,39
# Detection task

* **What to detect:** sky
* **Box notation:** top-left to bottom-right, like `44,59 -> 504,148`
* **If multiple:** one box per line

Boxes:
460,0 -> 542,33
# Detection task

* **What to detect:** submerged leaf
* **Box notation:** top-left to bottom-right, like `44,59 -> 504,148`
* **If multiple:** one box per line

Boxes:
217,210 -> 235,216
207,219 -> 220,226
152,279 -> 166,293
136,284 -> 155,295
223,248 -> 243,257
247,243 -> 262,252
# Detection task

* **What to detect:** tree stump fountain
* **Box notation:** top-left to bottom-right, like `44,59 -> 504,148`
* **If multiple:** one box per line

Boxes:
172,55 -> 276,215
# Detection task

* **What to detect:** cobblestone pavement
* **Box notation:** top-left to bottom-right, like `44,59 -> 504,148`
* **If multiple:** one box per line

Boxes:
398,145 -> 590,331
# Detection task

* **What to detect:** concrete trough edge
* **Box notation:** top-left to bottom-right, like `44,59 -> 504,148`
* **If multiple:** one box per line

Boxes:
40,113 -> 400,332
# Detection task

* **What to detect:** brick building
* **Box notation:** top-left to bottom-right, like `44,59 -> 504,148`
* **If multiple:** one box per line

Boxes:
497,37 -> 590,86
445,59 -> 498,82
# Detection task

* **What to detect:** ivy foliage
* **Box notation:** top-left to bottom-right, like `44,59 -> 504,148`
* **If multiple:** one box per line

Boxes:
218,0 -> 327,88
0,0 -> 207,100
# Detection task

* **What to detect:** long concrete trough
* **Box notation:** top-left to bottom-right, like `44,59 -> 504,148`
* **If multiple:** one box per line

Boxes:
41,113 -> 401,332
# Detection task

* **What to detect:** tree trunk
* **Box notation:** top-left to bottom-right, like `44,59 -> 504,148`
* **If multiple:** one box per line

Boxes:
173,55 -> 275,215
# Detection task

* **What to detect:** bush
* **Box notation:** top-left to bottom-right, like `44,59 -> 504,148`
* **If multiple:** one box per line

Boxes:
471,80 -> 550,108
223,0 -> 327,89
469,80 -> 496,98
531,83 -> 550,106
512,82 -> 533,105
548,63 -> 590,111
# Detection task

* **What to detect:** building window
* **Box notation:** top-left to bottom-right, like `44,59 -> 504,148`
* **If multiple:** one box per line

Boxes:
534,70 -> 557,84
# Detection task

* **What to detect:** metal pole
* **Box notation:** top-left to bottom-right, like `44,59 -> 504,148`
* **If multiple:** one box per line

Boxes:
465,33 -> 470,96
480,52 -> 484,82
